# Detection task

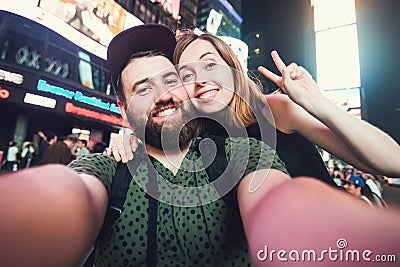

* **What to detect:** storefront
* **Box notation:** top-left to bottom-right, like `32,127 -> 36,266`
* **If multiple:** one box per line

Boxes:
0,7 -> 126,153
0,63 -> 124,153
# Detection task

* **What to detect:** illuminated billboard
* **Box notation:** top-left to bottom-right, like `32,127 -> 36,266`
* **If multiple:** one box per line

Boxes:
217,36 -> 248,72
39,0 -> 143,46
152,0 -> 180,20
322,87 -> 361,118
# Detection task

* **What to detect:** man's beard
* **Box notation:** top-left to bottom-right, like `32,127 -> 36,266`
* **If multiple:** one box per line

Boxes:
127,101 -> 202,151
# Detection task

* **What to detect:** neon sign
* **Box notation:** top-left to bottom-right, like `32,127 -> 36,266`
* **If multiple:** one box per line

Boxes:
152,0 -> 180,20
0,87 -> 10,99
65,102 -> 124,127
37,79 -> 120,114
24,93 -> 56,108
0,69 -> 24,84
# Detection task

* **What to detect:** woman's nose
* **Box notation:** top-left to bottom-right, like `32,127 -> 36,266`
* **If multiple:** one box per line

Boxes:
196,80 -> 207,86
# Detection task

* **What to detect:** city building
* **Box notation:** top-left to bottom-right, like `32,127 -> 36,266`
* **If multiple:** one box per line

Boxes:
0,0 -> 247,155
196,0 -> 242,39
117,0 -> 198,30
0,1 -> 132,152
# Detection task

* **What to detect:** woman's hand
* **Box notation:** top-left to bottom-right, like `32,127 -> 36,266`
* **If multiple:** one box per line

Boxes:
259,51 -> 400,176
258,50 -> 324,109
106,134 -> 140,163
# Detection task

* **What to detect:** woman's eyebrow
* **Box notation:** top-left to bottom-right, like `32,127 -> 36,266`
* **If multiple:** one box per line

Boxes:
178,64 -> 189,72
178,52 -> 216,72
199,52 -> 213,60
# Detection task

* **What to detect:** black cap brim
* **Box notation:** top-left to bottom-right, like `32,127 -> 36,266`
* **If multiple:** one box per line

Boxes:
107,24 -> 176,93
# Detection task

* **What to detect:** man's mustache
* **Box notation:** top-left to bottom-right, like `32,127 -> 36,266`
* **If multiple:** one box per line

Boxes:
149,100 -> 181,118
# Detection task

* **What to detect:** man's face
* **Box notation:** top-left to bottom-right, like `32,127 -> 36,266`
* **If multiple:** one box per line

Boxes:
118,55 -> 201,150
78,141 -> 84,148
343,181 -> 360,197
66,141 -> 76,150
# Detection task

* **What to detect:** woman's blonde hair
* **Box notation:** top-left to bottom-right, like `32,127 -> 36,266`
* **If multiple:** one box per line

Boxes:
174,32 -> 265,128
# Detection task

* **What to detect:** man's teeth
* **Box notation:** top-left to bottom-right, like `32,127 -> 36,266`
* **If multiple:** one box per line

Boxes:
199,90 -> 217,99
157,107 -> 175,117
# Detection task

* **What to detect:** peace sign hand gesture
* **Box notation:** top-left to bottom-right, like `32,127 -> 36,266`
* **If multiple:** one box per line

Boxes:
258,50 -> 324,109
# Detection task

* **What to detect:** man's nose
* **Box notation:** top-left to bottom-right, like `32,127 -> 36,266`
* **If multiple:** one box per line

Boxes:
154,86 -> 178,103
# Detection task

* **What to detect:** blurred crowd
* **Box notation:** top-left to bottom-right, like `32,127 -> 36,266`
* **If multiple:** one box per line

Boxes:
1,132 -> 397,210
0,131 -> 107,173
328,160 -> 389,208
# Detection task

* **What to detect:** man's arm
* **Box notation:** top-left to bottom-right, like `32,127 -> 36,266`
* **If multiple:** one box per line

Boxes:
238,172 -> 400,267
237,168 -> 291,226
0,165 -> 108,267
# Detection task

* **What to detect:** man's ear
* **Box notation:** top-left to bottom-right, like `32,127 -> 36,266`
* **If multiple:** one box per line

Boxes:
117,100 -> 133,129
356,186 -> 362,194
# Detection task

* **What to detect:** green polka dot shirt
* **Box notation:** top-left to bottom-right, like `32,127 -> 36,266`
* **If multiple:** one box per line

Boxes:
69,137 -> 288,267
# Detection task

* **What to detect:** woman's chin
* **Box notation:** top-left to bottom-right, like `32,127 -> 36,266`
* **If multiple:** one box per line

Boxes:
195,102 -> 227,117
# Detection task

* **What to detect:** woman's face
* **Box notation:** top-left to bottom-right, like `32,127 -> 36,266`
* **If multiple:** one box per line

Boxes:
177,39 -> 235,115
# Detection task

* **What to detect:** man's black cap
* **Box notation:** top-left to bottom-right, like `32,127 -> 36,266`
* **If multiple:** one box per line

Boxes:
107,23 -> 176,93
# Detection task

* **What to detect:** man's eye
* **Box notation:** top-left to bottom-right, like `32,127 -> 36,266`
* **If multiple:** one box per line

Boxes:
205,62 -> 216,70
137,87 -> 151,95
166,79 -> 178,86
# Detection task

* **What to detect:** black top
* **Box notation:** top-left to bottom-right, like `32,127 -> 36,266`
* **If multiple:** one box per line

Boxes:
202,118 -> 337,187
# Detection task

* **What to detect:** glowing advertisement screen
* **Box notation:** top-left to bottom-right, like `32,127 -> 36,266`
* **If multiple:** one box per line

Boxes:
39,0 -> 143,47
153,0 -> 180,20
322,87 -> 361,118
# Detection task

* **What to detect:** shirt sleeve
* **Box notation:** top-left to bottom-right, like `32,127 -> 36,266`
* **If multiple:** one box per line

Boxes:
68,153 -> 117,194
226,137 -> 289,179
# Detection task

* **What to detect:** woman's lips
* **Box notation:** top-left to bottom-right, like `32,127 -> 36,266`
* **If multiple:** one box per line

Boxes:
197,89 -> 218,102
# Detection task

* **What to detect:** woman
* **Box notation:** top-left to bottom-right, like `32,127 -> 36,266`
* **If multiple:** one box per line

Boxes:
109,31 -> 400,181
172,31 -> 400,179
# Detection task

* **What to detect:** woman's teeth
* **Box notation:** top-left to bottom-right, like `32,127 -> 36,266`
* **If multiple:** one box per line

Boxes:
199,90 -> 218,99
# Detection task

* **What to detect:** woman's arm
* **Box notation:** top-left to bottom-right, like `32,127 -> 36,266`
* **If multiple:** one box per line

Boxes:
0,165 -> 108,267
259,51 -> 400,176
265,93 -> 379,174
107,134 -> 140,163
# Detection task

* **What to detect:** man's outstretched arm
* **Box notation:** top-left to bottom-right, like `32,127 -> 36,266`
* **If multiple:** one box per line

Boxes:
238,171 -> 400,266
0,165 -> 108,267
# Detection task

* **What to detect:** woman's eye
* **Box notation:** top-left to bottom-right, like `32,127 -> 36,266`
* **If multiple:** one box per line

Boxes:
205,62 -> 216,70
181,72 -> 194,82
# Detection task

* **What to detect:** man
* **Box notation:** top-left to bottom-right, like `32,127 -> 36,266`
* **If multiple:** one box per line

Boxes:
343,175 -> 373,207
0,23 -> 288,267
41,134 -> 78,165
68,24 -> 289,266
19,141 -> 35,169
76,139 -> 90,158
37,131 -> 57,165
1,140 -> 19,172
